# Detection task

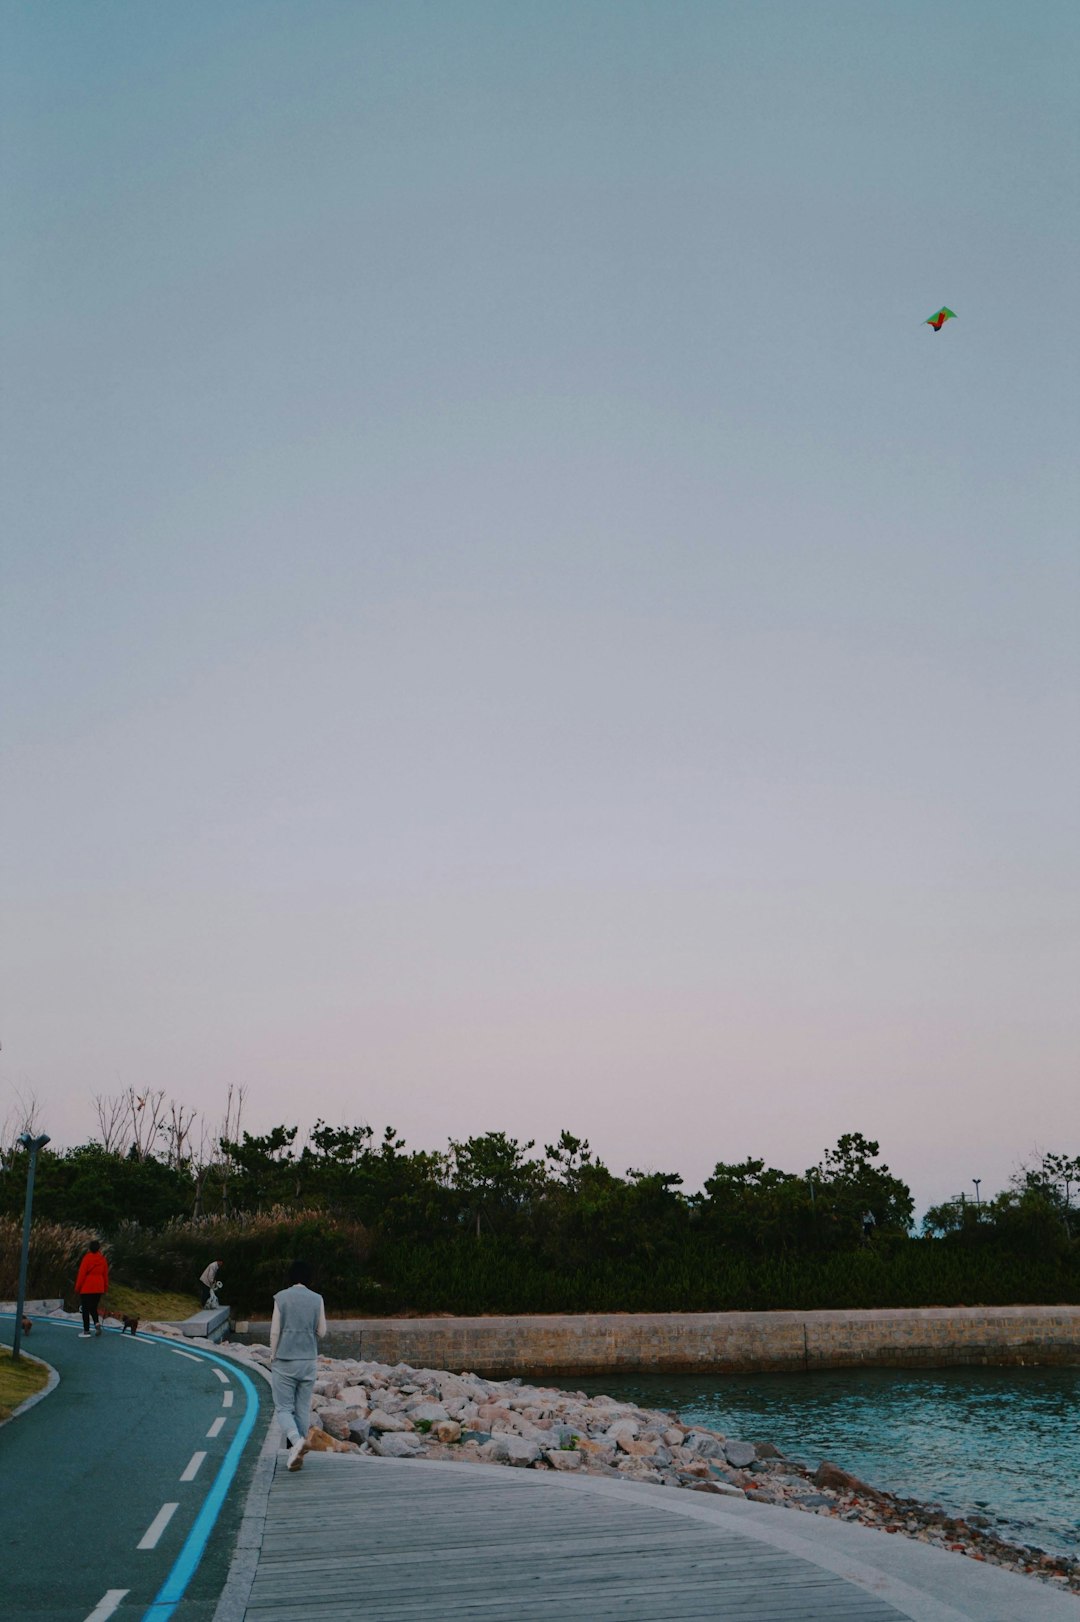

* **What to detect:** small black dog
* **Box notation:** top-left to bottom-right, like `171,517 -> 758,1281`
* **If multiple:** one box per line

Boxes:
120,1315 -> 140,1335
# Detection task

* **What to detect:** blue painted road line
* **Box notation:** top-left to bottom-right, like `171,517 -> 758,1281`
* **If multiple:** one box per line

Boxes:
2,1313 -> 262,1622
134,1332 -> 260,1622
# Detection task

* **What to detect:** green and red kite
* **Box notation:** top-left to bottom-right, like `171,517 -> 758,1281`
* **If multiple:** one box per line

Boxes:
924,306 -> 956,332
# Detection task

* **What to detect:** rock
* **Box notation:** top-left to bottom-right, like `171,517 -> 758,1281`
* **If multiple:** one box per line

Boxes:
477,1404 -> 515,1426
338,1385 -> 369,1407
813,1461 -> 883,1499
318,1411 -> 352,1441
617,1461 -> 664,1483
663,1428 -> 685,1447
371,1431 -> 425,1459
348,1417 -> 371,1444
544,1449 -> 584,1471
616,1436 -> 655,1456
509,1417 -> 548,1442
686,1431 -> 725,1459
407,1401 -> 451,1425
723,1441 -> 757,1469
754,1440 -> 783,1458
605,1418 -> 639,1443
483,1435 -> 541,1468
575,1438 -> 617,1466
433,1420 -> 462,1444
369,1409 -> 411,1433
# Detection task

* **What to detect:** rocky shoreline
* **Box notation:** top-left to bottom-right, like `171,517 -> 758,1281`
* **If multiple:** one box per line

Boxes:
222,1337 -> 1079,1598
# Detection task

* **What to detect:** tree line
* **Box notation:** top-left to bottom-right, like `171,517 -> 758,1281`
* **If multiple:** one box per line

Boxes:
2,1097 -> 1077,1267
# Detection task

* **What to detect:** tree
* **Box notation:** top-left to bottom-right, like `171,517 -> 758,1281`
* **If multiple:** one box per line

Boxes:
219,1125 -> 300,1210
92,1092 -> 129,1156
702,1159 -> 812,1254
808,1133 -> 914,1245
1017,1151 -> 1080,1239
126,1087 -> 167,1161
544,1130 -> 594,1192
921,1196 -> 967,1237
448,1132 -> 546,1238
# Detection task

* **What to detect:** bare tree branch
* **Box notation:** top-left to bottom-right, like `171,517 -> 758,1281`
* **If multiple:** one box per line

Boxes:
127,1086 -> 167,1160
93,1091 -> 130,1155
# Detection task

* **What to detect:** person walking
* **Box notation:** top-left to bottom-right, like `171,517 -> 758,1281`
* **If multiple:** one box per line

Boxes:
74,1240 -> 109,1338
269,1259 -> 327,1471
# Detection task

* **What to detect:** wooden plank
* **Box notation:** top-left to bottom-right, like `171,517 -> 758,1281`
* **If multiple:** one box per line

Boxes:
245,1458 -> 906,1622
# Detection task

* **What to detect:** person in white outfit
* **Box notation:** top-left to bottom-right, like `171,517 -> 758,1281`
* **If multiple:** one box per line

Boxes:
269,1259 -> 327,1471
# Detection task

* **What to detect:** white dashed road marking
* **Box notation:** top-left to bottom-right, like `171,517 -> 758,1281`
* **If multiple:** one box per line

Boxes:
222,1388 -> 234,1407
207,1416 -> 226,1438
213,1367 -> 229,1383
180,1451 -> 207,1482
84,1592 -> 129,1622
137,1503 -> 179,1550
170,1348 -> 200,1362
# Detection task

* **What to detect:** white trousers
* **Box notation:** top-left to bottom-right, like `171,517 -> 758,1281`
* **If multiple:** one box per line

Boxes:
271,1357 -> 317,1447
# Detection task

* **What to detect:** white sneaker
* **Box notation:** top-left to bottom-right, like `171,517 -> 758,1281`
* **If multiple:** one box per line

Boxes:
286,1439 -> 306,1471
78,1331 -> 92,1338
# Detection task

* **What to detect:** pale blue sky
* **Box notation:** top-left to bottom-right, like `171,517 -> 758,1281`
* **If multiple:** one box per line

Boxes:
2,1 -> 1077,1212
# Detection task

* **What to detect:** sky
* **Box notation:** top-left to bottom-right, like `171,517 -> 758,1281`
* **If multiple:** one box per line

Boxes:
2,1 -> 1077,1218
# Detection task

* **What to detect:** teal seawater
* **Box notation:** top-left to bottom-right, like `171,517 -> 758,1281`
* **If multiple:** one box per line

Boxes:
558,1368 -> 1080,1558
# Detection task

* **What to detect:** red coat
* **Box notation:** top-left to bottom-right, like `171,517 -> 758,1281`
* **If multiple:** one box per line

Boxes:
75,1251 -> 109,1295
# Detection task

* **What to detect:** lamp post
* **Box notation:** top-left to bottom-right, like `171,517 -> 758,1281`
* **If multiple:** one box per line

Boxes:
12,1132 -> 49,1362
972,1178 -> 982,1214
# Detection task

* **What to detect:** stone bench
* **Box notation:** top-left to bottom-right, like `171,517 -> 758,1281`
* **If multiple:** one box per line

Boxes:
174,1305 -> 231,1343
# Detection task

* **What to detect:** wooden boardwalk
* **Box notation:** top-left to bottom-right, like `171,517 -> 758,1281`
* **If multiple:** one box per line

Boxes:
244,1455 -> 909,1622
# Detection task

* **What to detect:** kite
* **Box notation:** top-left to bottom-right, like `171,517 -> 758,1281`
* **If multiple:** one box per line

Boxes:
924,307 -> 956,332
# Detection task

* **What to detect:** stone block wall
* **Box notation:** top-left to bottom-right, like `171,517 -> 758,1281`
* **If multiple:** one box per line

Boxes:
235,1305 -> 1080,1376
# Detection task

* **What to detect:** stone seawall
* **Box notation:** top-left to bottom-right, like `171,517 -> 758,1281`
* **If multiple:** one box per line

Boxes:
234,1305 -> 1080,1377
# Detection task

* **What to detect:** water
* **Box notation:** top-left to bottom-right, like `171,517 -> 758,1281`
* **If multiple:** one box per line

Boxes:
553,1367 -> 1080,1558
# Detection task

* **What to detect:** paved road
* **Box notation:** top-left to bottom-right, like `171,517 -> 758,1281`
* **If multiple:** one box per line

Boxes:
0,1314 -> 268,1622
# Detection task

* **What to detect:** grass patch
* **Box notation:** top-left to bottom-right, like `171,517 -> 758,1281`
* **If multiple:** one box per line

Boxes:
0,1344 -> 49,1421
102,1284 -> 203,1322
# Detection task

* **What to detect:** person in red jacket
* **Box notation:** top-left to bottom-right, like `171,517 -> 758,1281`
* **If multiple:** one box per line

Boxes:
74,1240 -> 109,1338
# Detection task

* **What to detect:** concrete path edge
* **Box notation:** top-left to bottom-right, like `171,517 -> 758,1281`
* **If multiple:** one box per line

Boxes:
210,1355 -> 278,1622
0,1348 -> 59,1430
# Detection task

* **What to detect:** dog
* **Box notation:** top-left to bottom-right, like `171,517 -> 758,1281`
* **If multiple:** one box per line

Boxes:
302,1426 -> 359,1455
21,1316 -> 32,1335
120,1315 -> 140,1335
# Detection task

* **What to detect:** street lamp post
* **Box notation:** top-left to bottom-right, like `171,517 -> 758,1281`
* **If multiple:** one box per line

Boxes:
12,1132 -> 50,1362
972,1178 -> 982,1213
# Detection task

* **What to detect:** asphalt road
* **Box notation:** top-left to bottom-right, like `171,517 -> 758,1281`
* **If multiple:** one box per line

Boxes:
0,1314 -> 268,1622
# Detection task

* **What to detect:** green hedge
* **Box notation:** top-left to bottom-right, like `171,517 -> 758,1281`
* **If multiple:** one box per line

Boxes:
106,1210 -> 374,1314
11,1214 -> 1077,1317
368,1234 -> 1079,1315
